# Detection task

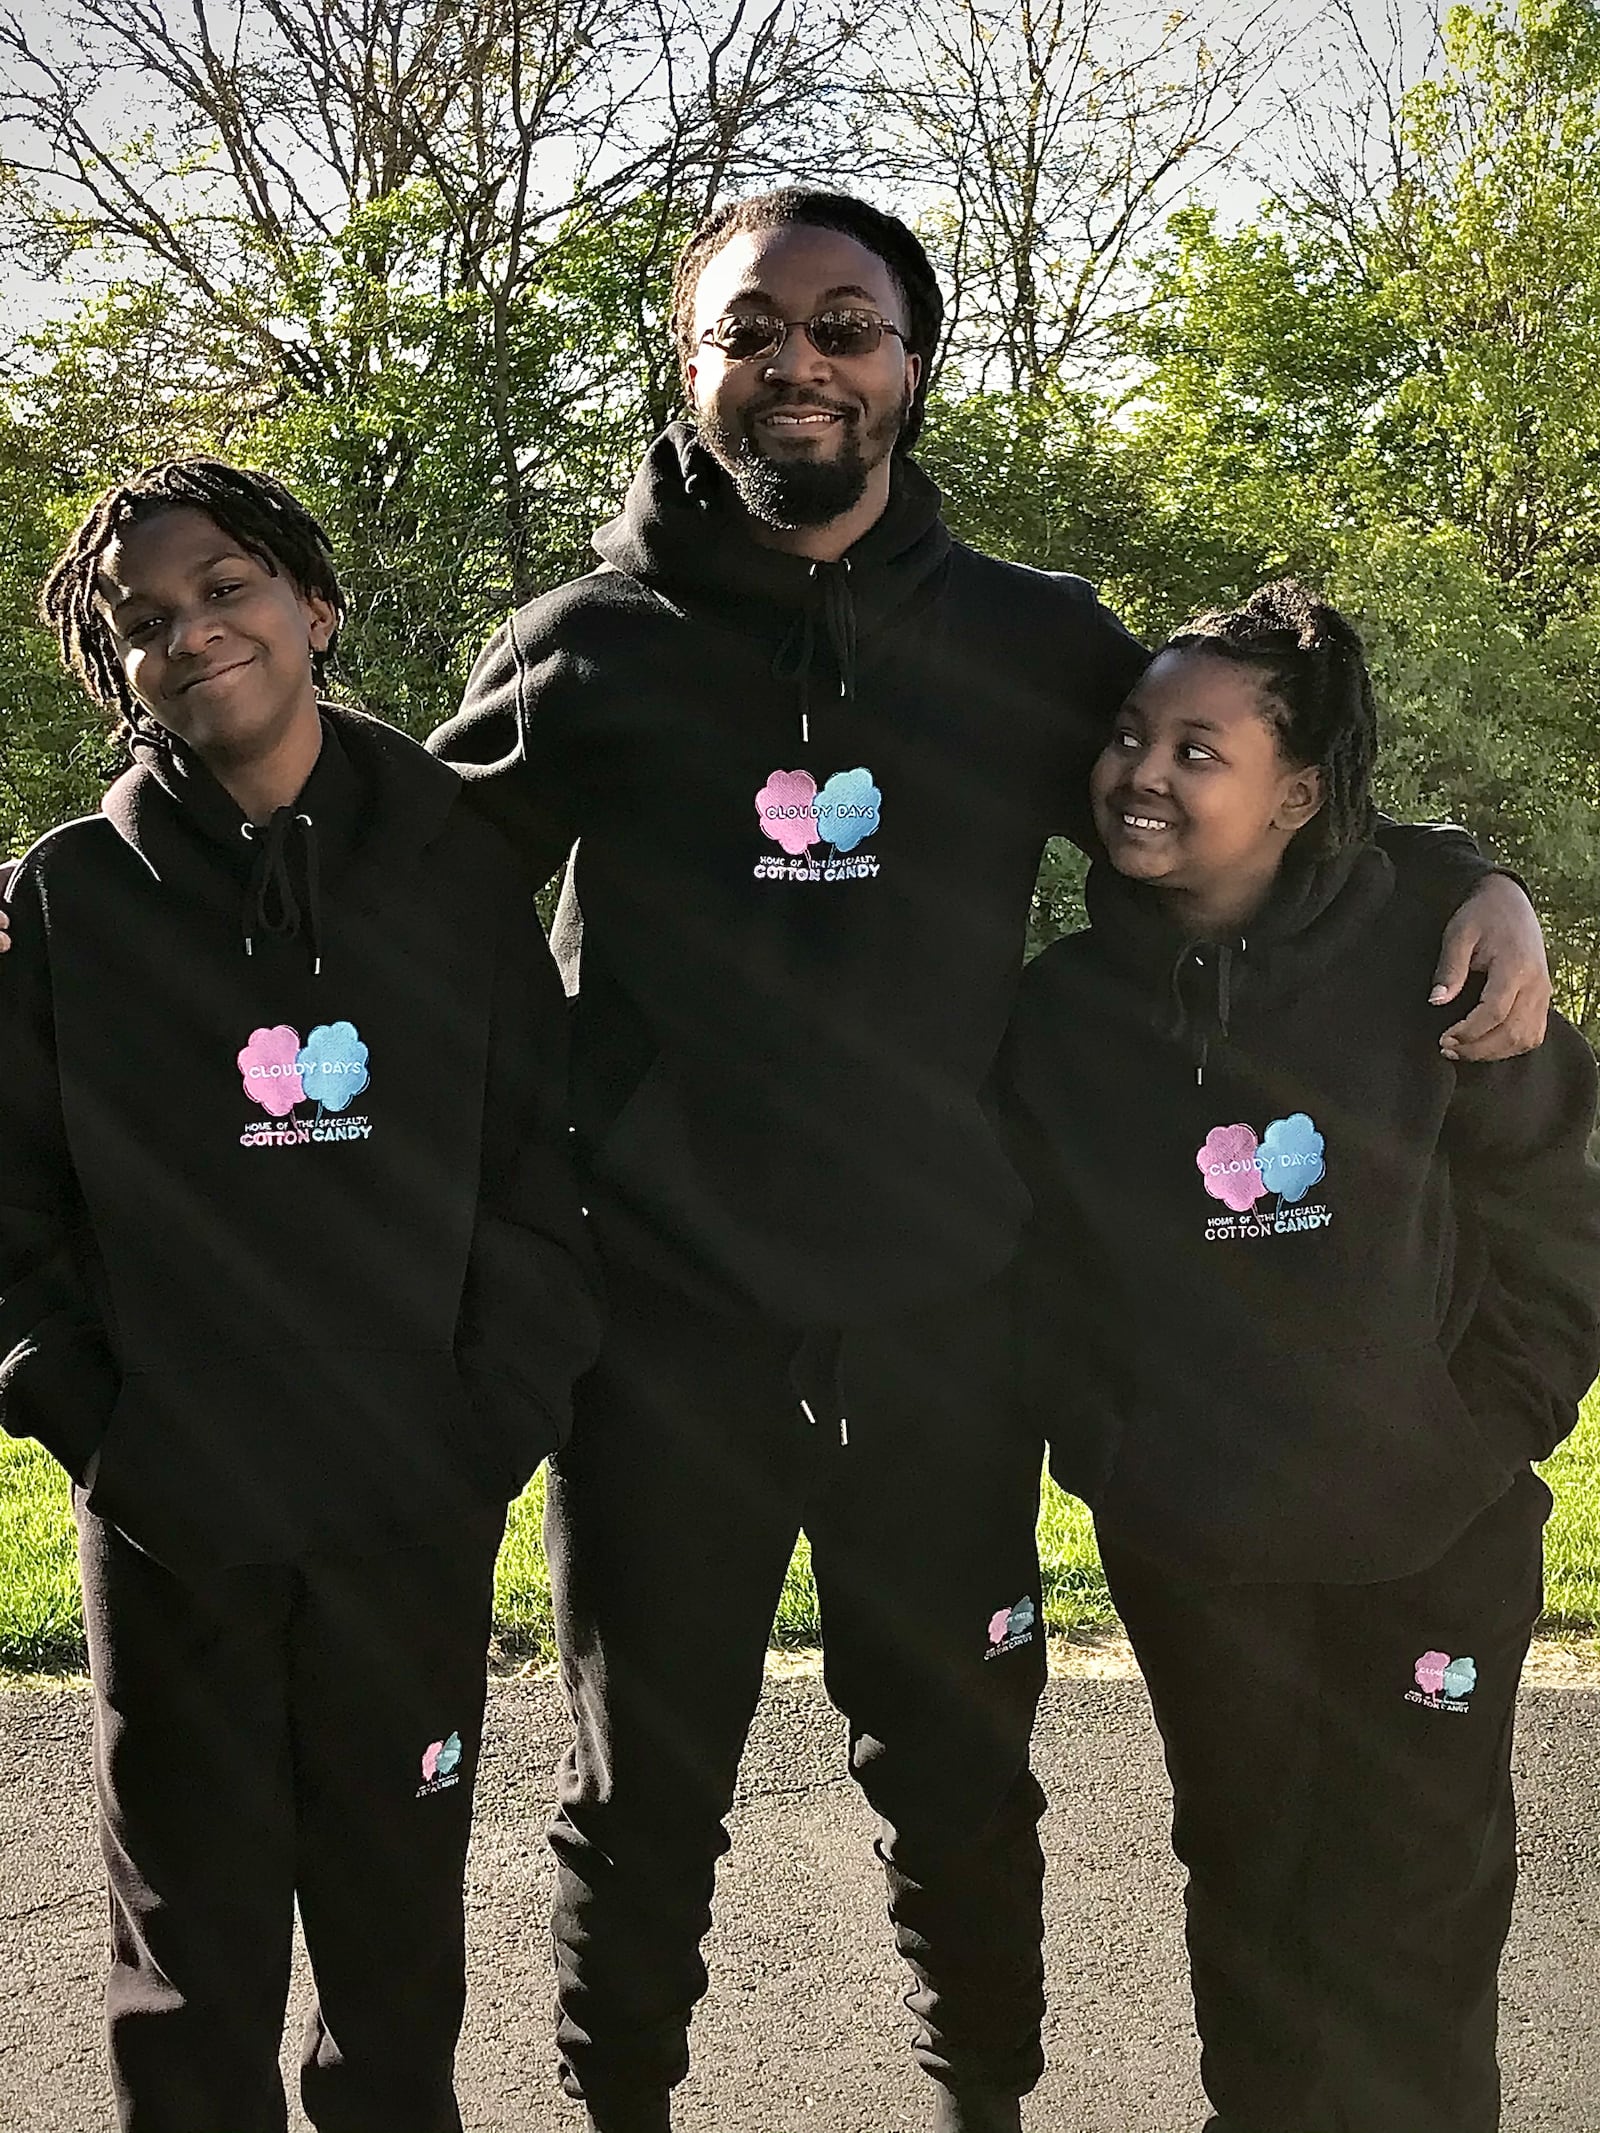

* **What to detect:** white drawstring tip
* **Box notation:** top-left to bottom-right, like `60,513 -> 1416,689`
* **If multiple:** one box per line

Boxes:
799,1398 -> 818,1429
839,1414 -> 849,1447
801,713 -> 810,743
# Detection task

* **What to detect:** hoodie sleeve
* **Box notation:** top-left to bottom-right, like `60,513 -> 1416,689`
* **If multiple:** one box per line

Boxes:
453,863 -> 602,1493
1372,817 -> 1500,918
1443,1012 -> 1600,1464
0,866 -> 119,1476
999,962 -> 1129,1499
427,613 -> 578,891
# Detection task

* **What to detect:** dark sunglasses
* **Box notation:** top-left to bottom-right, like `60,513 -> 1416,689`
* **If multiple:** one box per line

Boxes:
698,308 -> 908,363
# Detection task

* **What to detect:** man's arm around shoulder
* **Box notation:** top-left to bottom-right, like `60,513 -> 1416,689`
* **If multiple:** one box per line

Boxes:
428,603 -> 581,893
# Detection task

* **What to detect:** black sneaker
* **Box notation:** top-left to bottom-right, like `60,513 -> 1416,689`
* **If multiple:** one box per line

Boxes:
930,2085 -> 1023,2133
582,2098 -> 672,2133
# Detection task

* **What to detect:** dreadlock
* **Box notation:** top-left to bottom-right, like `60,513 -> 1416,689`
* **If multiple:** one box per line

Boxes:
1168,579 -> 1379,858
670,189 -> 945,450
39,458 -> 345,742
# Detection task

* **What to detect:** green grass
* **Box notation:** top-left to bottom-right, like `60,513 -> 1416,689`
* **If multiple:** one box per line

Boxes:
4,1386 -> 1598,1676
0,1437 -> 89,1673
1541,1383 -> 1600,1633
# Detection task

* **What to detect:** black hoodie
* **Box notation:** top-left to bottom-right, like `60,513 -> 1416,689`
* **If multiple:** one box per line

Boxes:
1007,848 -> 1600,1584
0,708 -> 600,1570
431,422 -> 1496,1326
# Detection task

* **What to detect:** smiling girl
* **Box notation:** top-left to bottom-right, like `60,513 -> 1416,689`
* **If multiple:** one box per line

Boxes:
0,460 -> 599,2131
1006,581 -> 1600,2133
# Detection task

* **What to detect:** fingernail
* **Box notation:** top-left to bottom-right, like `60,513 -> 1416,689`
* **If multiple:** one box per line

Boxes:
1429,986 -> 1449,1003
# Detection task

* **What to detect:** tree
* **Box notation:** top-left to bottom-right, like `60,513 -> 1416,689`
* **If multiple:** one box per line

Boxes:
0,0 -> 864,733
1073,4 -> 1600,1019
0,416 -> 117,856
866,0 -> 1282,393
1287,0 -> 1600,618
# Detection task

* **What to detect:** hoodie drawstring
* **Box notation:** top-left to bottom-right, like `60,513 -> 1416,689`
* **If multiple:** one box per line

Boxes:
772,559 -> 857,744
790,1327 -> 849,1448
1165,937 -> 1244,1087
240,808 -> 324,975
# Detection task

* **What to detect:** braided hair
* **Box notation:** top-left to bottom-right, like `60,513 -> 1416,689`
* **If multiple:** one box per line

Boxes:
39,458 -> 344,741
1168,580 -> 1379,857
670,189 -> 944,450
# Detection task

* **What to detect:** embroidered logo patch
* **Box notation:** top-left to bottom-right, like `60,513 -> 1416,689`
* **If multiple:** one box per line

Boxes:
1407,1650 -> 1478,1712
1196,1113 -> 1331,1242
753,766 -> 882,883
416,1731 -> 464,1797
237,1021 -> 373,1148
985,1596 -> 1037,1661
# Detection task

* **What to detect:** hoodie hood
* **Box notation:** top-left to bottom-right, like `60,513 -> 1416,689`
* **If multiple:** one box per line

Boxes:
593,419 -> 951,626
1082,840 -> 1396,1085
593,421 -> 953,745
100,705 -> 461,974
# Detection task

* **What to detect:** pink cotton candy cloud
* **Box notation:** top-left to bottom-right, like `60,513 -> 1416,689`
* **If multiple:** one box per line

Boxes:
755,769 -> 820,855
1415,1651 -> 1449,1696
1196,1124 -> 1265,1212
238,1025 -> 306,1116
422,1739 -> 442,1781
988,1607 -> 1014,1647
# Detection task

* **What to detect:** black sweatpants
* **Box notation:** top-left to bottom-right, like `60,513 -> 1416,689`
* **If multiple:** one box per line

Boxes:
1101,1469 -> 1550,2133
76,1502 -> 504,2133
545,1267 -> 1049,2114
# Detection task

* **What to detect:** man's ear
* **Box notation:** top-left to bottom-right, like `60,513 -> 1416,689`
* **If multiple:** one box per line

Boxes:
1276,764 -> 1325,832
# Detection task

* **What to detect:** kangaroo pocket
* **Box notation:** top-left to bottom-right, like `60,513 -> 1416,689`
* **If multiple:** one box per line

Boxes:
587,1050 -> 1027,1320
1098,1339 -> 1521,1585
86,1347 -> 506,1570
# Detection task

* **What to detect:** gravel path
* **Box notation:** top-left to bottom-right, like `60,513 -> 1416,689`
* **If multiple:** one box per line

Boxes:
2,1673 -> 1596,2131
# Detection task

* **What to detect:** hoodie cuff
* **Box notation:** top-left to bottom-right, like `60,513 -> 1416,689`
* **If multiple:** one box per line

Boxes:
0,1325 -> 119,1481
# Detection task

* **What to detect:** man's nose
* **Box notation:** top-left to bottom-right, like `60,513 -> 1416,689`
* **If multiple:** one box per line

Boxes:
762,323 -> 832,385
1129,747 -> 1171,791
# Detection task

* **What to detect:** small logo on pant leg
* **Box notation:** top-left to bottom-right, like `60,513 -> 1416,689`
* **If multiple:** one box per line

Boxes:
416,1730 -> 463,1797
1406,1651 -> 1478,1712
985,1597 -> 1037,1660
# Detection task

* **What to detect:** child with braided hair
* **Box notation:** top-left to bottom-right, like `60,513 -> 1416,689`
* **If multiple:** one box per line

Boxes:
1007,581 -> 1600,2133
0,460 -> 600,2131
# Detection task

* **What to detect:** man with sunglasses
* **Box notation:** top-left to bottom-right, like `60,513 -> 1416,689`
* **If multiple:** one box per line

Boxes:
429,191 -> 1549,2133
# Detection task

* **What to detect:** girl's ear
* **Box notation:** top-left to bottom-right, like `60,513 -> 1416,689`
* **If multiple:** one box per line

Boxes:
1276,764 -> 1325,832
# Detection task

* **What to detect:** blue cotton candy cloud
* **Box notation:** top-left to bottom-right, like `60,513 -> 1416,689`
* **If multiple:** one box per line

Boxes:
1258,1112 -> 1325,1203
294,1021 -> 370,1113
1441,1656 -> 1477,1700
817,767 -> 881,852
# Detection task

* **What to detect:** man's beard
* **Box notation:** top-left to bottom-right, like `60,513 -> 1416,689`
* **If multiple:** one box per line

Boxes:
700,392 -> 909,530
